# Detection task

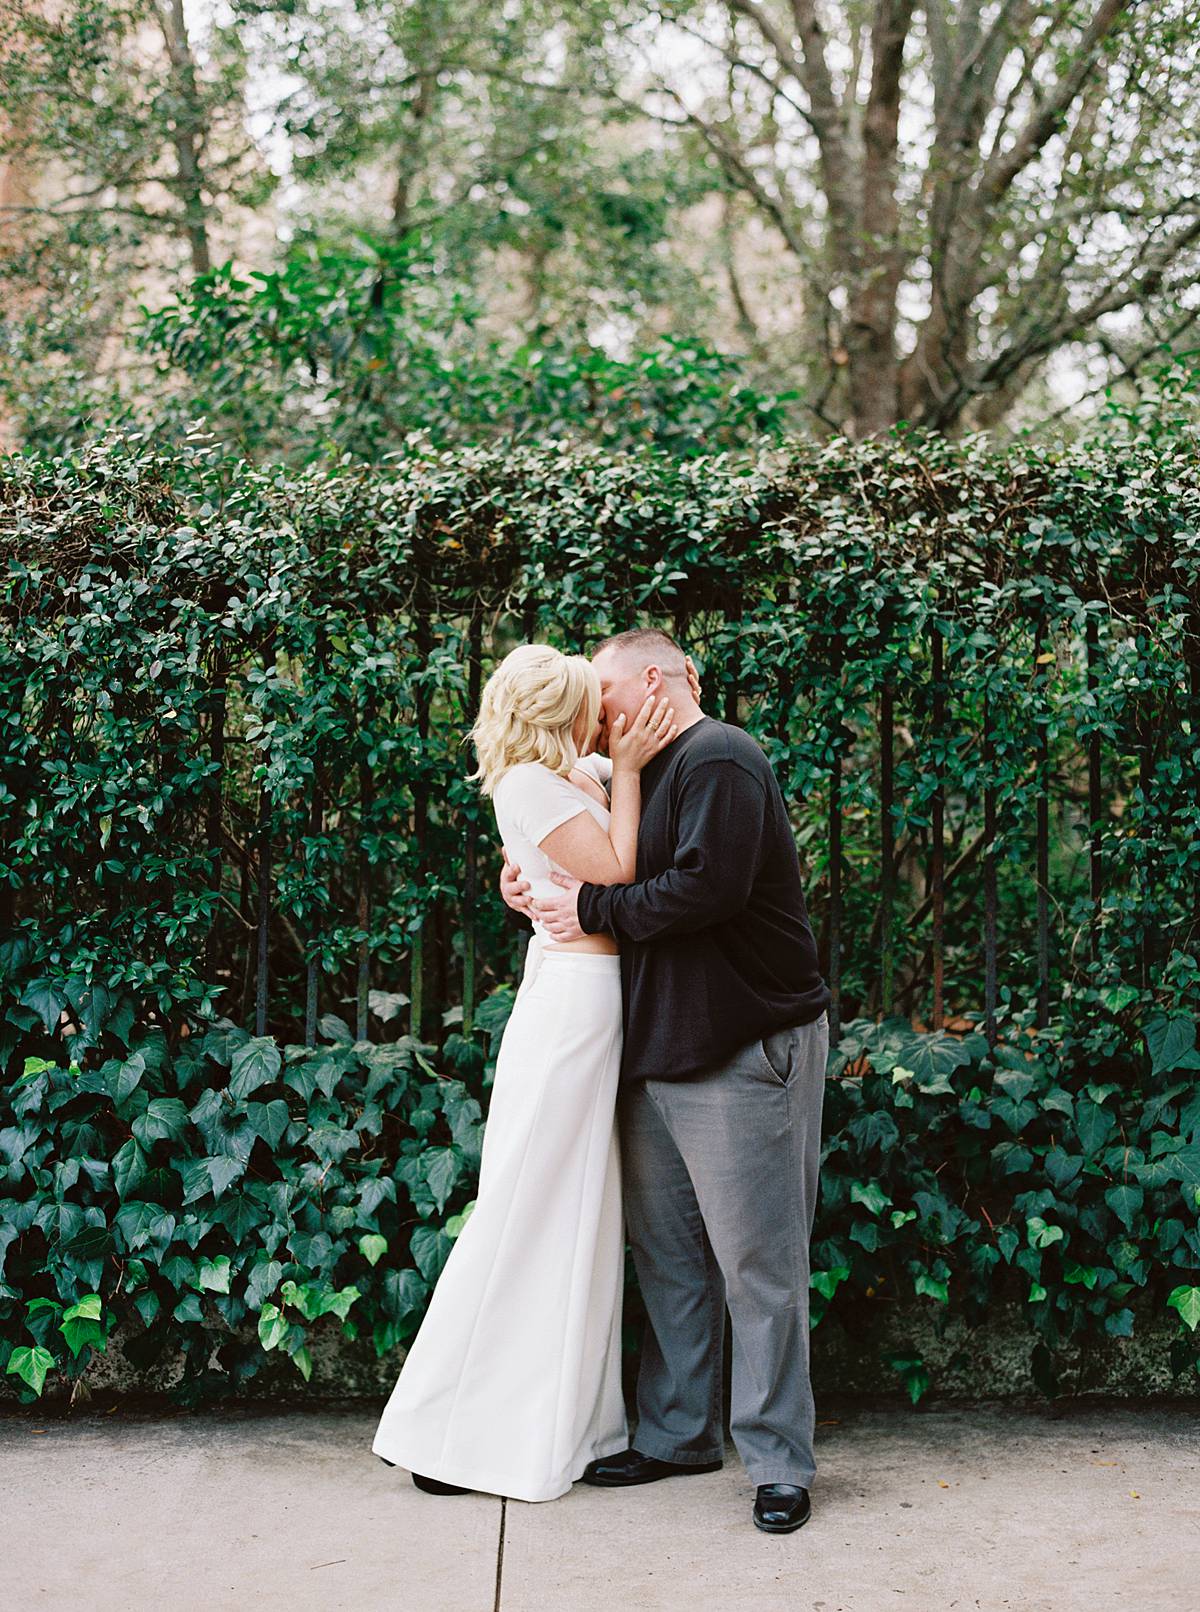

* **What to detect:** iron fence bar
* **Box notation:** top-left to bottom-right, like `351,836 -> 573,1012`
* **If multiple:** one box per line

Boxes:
462,608 -> 483,1039
1034,614 -> 1051,1030
1192,647 -> 1200,952
1086,615 -> 1103,963
304,624 -> 327,1048
827,727 -> 842,1047
879,677 -> 896,1017
982,687 -> 998,1047
930,621 -> 945,1031
1138,705 -> 1155,989
356,622 -> 379,1043
254,642 -> 273,1038
410,601 -> 432,1041
203,645 -> 228,999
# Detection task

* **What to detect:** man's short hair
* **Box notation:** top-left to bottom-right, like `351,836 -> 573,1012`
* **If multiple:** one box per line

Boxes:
594,627 -> 688,678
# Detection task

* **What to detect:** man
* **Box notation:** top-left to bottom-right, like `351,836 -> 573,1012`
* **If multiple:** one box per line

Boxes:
499,628 -> 831,1535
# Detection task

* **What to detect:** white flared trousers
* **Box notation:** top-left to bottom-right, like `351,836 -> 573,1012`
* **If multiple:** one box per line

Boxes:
371,936 -> 629,1501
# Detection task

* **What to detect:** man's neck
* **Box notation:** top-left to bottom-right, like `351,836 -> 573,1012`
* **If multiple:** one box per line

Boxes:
672,703 -> 706,734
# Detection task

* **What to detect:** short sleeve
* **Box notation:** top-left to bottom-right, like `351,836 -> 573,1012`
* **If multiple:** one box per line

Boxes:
574,751 -> 613,787
496,763 -> 590,847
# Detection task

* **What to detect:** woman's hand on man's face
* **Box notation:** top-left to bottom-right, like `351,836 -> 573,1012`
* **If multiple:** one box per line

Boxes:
685,654 -> 702,706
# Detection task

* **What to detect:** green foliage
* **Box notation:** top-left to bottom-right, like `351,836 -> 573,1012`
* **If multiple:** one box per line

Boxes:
1,426 -> 1199,1401
3,1001 -> 1197,1404
128,241 -> 795,464
817,1012 -> 1200,1399
3,427 -> 1197,1043
0,1011 -> 493,1404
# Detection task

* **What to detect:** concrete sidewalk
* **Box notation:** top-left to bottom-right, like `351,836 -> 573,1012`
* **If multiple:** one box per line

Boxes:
4,1398 -> 1197,1611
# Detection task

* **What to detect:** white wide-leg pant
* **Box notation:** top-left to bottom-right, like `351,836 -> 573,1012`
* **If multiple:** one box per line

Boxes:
371,936 -> 628,1501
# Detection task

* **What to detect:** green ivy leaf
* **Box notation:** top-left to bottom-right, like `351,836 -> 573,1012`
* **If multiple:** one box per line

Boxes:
106,1052 -> 147,1107
1044,1148 -> 1082,1190
132,1098 -> 189,1149
62,1293 -> 102,1322
5,1344 -> 56,1394
206,1155 -> 246,1198
1167,1286 -> 1200,1331
382,1267 -> 428,1322
359,1233 -> 388,1266
111,1137 -> 147,1198
1103,1185 -> 1144,1230
19,980 -> 66,1036
410,1223 -> 454,1283
198,1256 -> 232,1294
1168,1142 -> 1200,1188
258,1302 -> 289,1349
1074,1098 -> 1115,1157
133,1290 -> 160,1327
1145,1015 -> 1200,1077
173,1292 -> 204,1324
245,1099 -> 291,1149
212,1192 -> 266,1241
1026,1216 -> 1065,1250
114,1202 -> 175,1252
61,1225 -> 115,1262
1062,1262 -> 1098,1289
810,1266 -> 851,1300
179,1158 -> 215,1205
446,1201 -> 476,1239
422,1146 -> 462,1214
230,1037 -> 282,1101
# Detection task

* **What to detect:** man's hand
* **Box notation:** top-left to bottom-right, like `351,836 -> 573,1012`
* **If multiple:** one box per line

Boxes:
531,870 -> 587,943
500,851 -> 533,915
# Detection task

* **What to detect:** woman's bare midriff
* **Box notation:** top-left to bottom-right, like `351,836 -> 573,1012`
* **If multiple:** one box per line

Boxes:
542,933 -> 619,956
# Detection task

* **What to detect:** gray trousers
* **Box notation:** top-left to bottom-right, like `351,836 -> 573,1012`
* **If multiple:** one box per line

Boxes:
616,1011 -> 829,1487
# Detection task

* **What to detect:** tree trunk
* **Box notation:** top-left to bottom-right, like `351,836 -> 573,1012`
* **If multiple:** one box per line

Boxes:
154,0 -> 212,276
845,0 -> 916,436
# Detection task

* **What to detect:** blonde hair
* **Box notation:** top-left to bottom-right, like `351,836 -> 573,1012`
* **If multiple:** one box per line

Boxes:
469,643 -> 601,796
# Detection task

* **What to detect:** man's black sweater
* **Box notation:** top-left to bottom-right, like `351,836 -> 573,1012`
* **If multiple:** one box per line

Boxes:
576,715 -> 831,1083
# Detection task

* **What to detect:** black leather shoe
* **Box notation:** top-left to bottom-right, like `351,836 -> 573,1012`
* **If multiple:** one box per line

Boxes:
753,1483 -> 811,1533
580,1448 -> 723,1487
412,1471 -> 473,1495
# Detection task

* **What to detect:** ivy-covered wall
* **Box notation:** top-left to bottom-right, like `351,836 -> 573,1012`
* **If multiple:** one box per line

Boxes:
1,430 -> 1198,1404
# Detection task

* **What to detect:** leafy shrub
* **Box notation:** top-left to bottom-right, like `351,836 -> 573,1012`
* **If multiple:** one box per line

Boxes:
816,1010 -> 1200,1399
3,989 -> 1197,1403
2,427 -> 1198,1402
0,986 -> 513,1403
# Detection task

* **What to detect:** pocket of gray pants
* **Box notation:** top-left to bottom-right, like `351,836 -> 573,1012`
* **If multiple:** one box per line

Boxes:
755,1028 -> 793,1086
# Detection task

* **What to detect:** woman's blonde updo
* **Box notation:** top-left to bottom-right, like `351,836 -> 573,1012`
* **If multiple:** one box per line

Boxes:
468,643 -> 601,796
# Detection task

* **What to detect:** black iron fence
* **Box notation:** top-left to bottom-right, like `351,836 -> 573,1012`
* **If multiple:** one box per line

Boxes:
2,432 -> 1197,1065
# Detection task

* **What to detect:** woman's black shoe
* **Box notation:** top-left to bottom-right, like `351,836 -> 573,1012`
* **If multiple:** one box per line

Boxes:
412,1471 -> 473,1495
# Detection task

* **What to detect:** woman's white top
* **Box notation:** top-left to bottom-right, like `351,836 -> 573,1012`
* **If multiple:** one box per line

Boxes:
493,752 -> 614,943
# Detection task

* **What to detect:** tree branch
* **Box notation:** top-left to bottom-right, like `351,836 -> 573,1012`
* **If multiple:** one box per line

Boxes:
979,0 -> 1133,205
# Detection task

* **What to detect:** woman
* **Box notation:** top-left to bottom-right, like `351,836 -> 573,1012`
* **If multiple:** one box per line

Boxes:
371,642 -> 677,1502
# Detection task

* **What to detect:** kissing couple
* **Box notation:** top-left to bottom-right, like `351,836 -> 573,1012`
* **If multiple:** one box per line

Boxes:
373,628 -> 831,1534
